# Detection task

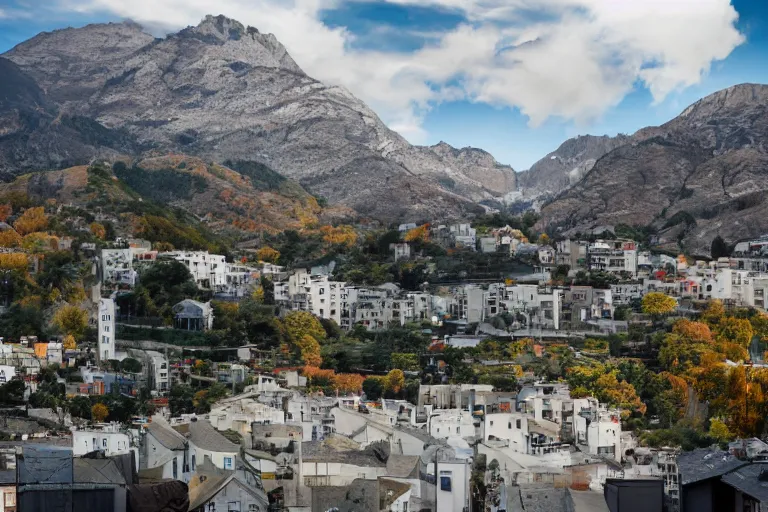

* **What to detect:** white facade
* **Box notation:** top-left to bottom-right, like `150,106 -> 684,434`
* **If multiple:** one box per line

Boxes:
428,410 -> 476,440
72,426 -> 137,469
484,413 -> 530,453
161,251 -> 227,290
276,270 -> 346,325
98,298 -> 116,362
148,354 -> 169,392
434,460 -> 470,512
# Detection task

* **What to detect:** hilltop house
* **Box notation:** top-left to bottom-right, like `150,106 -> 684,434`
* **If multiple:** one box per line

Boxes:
173,299 -> 214,331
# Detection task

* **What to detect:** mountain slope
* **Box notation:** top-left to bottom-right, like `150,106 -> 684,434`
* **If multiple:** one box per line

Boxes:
538,84 -> 768,255
2,15 -> 512,220
517,134 -> 629,200
0,57 -> 139,177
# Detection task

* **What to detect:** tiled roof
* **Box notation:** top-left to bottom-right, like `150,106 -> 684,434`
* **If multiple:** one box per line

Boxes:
721,463 -> 768,502
677,448 -> 746,486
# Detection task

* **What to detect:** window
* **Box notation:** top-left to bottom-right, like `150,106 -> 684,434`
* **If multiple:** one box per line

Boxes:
102,439 -> 107,448
516,419 -> 522,429
228,502 -> 241,512
440,471 -> 452,491
192,454 -> 196,471
456,427 -> 459,433
508,422 -> 512,429
224,457 -> 234,470
490,421 -> 493,427
173,458 -> 178,480
248,506 -> 260,512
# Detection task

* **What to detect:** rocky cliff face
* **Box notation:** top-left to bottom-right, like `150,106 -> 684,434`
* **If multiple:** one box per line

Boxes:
538,84 -> 768,255
2,15 -> 513,221
517,134 -> 629,201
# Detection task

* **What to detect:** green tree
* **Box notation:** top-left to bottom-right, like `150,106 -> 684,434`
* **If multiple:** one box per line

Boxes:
362,377 -> 384,401
391,353 -> 420,372
169,385 -> 195,417
120,358 -> 143,374
69,396 -> 92,419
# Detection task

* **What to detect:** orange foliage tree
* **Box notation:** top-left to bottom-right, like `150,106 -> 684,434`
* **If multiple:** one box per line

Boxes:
320,225 -> 358,248
90,222 -> 106,240
0,253 -> 28,272
0,204 -> 11,222
404,224 -> 430,243
256,246 -> 280,263
13,207 -> 48,235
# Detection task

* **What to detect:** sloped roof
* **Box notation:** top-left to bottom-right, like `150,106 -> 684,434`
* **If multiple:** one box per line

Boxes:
74,458 -> 126,485
386,455 -> 420,478
148,420 -> 187,451
677,448 -> 746,486
175,419 -> 239,454
188,461 -> 266,511
311,479 -> 378,512
721,463 -> 768,502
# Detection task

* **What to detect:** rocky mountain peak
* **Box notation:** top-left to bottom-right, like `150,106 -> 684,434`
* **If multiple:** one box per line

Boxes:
678,83 -> 768,121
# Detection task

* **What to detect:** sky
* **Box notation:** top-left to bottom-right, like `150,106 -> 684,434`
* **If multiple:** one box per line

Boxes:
0,0 -> 766,170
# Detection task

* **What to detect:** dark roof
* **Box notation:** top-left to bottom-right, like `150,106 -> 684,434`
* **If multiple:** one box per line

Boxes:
311,479 -> 378,512
301,440 -> 388,467
74,458 -> 126,485
721,463 -> 768,502
0,470 -> 14,485
175,419 -> 239,453
508,485 -> 573,512
188,461 -> 267,511
386,455 -> 420,478
148,421 -> 187,451
677,448 -> 747,486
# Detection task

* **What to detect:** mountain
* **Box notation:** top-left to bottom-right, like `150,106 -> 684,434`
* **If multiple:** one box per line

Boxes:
0,57 -> 139,177
538,84 -> 768,255
2,15 -> 515,221
517,134 -> 629,201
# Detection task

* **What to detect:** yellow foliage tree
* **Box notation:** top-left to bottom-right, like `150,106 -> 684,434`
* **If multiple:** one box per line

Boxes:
282,311 -> 327,344
153,241 -> 175,252
385,369 -> 405,394
641,292 -> 677,316
0,229 -> 21,248
62,334 -> 76,350
715,316 -> 755,347
256,246 -> 280,263
332,373 -> 366,393
709,418 -> 734,444
296,334 -> 322,366
404,224 -> 430,243
13,207 -> 48,235
91,403 -> 109,423
537,233 -> 550,245
90,222 -> 106,240
53,304 -> 88,340
320,225 -> 358,248
21,232 -> 58,253
0,253 -> 28,272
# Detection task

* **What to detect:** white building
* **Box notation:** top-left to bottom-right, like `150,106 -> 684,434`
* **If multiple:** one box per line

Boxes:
433,459 -> 471,512
161,251 -> 227,290
275,270 -> 346,326
143,417 -> 190,482
587,240 -> 638,277
390,243 -> 412,261
146,352 -> 169,392
72,424 -> 137,470
184,418 -> 240,471
98,298 -> 116,362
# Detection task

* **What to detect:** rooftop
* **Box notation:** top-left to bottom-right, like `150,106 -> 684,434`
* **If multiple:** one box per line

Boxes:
677,448 -> 746,486
721,463 -> 768,502
147,420 -> 187,451
174,419 -> 239,454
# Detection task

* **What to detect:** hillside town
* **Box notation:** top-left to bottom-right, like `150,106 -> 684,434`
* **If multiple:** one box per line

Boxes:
0,202 -> 761,512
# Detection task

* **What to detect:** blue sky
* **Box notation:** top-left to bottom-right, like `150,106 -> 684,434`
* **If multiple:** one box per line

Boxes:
1,0 -> 765,169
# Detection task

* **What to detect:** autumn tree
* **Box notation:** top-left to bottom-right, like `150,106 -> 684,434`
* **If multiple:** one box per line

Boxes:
62,334 -> 76,350
21,232 -> 58,253
91,403 -> 109,423
296,334 -> 322,366
332,373 -> 365,393
53,304 -> 88,340
320,225 -> 358,248
709,418 -> 734,444
90,222 -> 107,240
282,311 -> 327,345
256,246 -> 280,263
404,224 -> 430,243
13,207 -> 48,235
0,253 -> 28,272
715,316 -> 754,348
641,292 -> 677,317
537,233 -> 550,245
385,369 -> 405,395
0,229 -> 21,248
0,204 -> 11,223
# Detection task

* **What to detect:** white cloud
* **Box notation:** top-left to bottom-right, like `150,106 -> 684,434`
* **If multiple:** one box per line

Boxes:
50,0 -> 744,137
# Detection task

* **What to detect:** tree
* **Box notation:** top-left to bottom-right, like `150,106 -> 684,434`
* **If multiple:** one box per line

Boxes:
716,316 -> 755,347
537,233 -> 550,245
709,418 -> 734,444
362,377 -> 385,401
91,403 -> 109,423
0,204 -> 11,223
282,311 -> 327,344
404,224 -> 430,243
169,385 -> 195,417
62,334 -> 76,350
90,222 -> 106,240
0,229 -> 21,248
296,334 -> 322,366
385,369 -> 405,394
120,358 -> 143,374
711,236 -> 730,259
391,353 -> 420,372
69,396 -> 92,419
641,292 -> 677,317
256,246 -> 280,263
13,207 -> 48,235
53,304 -> 88,340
